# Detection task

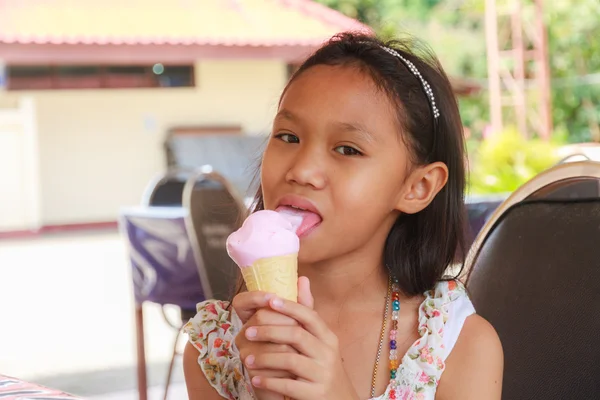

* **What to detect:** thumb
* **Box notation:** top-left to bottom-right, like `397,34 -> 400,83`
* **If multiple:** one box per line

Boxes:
297,276 -> 314,309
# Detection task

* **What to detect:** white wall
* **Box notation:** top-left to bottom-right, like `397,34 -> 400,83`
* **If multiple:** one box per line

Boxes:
0,97 -> 41,231
0,59 -> 287,228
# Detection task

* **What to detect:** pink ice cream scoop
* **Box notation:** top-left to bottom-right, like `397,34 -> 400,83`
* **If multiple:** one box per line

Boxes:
226,210 -> 301,301
226,210 -> 300,268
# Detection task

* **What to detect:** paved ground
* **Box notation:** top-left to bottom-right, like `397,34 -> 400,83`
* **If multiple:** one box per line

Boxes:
0,229 -> 188,398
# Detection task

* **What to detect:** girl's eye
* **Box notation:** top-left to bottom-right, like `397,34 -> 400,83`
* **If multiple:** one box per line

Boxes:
275,133 -> 300,144
334,146 -> 363,156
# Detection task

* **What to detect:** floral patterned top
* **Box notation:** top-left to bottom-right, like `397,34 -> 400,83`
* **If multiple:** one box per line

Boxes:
183,280 -> 474,400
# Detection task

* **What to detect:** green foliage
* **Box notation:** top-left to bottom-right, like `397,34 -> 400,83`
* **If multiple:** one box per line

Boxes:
315,0 -> 399,39
458,93 -> 489,140
316,0 -> 600,143
441,0 -> 600,142
468,129 -> 560,195
545,0 -> 600,142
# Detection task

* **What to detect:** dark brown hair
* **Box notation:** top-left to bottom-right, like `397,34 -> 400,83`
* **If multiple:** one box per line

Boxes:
245,32 -> 467,297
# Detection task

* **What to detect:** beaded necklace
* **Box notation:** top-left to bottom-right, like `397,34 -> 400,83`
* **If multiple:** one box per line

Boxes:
370,276 -> 400,398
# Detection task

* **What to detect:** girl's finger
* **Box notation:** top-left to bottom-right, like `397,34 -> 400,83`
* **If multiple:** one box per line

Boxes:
248,308 -> 298,327
245,325 -> 323,359
245,353 -> 321,383
251,376 -> 316,400
231,291 -> 274,323
238,342 -> 298,362
296,276 -> 314,309
268,296 -> 338,348
245,367 -> 294,379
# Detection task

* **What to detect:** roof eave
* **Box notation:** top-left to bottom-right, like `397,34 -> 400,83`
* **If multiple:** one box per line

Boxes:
0,41 -> 324,64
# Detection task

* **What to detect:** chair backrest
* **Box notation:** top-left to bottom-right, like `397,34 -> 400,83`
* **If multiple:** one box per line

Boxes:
183,170 -> 248,301
141,168 -> 192,207
465,161 -> 600,399
466,161 -> 600,269
120,207 -> 205,310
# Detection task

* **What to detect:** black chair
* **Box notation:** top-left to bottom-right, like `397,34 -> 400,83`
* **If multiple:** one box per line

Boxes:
183,170 -> 248,301
465,161 -> 600,399
141,168 -> 194,207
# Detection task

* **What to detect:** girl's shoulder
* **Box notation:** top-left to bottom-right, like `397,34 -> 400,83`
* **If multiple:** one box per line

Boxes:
183,300 -> 252,400
381,280 -> 474,399
433,284 -> 503,398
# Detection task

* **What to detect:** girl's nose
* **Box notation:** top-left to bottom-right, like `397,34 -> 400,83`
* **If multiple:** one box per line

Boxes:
284,147 -> 327,190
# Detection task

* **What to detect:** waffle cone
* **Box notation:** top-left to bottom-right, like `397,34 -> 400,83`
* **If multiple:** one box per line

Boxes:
241,253 -> 298,302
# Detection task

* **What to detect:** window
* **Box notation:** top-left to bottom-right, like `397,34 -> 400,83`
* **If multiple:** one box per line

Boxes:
55,66 -> 103,89
104,66 -> 154,88
6,64 -> 195,90
8,66 -> 54,90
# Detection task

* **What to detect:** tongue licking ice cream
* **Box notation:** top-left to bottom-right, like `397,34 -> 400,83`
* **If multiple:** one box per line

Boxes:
276,206 -> 322,237
226,210 -> 301,301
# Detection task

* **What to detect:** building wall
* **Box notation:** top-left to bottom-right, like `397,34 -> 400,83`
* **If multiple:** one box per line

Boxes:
0,97 -> 41,231
0,59 -> 287,229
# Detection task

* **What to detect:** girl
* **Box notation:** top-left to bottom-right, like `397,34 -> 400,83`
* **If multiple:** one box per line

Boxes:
183,32 -> 503,400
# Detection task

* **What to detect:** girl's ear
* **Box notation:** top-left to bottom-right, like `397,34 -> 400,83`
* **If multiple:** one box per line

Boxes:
395,162 -> 448,214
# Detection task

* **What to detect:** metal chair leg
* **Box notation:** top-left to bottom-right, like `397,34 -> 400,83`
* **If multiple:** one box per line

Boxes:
163,327 -> 183,400
135,304 -> 148,400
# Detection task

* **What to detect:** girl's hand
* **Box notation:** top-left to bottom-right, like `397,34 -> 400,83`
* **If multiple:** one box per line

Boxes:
232,280 -> 313,400
243,278 -> 360,400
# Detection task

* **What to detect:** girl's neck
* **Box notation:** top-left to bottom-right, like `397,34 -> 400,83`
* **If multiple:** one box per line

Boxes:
299,254 -> 390,311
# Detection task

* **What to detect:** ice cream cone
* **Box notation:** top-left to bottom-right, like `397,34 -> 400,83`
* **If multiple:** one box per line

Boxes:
241,253 -> 298,302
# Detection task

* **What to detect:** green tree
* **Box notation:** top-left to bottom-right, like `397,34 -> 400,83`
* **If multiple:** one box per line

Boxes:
317,0 -> 600,143
545,0 -> 600,142
451,0 -> 600,142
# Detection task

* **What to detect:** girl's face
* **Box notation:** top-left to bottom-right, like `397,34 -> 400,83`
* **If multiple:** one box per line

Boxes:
261,65 -> 424,264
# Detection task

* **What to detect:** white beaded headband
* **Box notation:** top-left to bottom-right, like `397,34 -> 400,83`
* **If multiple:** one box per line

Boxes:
380,46 -> 440,119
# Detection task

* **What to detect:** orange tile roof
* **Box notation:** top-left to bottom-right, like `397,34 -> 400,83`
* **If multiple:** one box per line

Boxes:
0,0 -> 370,46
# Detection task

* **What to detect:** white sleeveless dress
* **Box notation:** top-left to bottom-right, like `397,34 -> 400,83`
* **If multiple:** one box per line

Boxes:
184,280 -> 475,400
